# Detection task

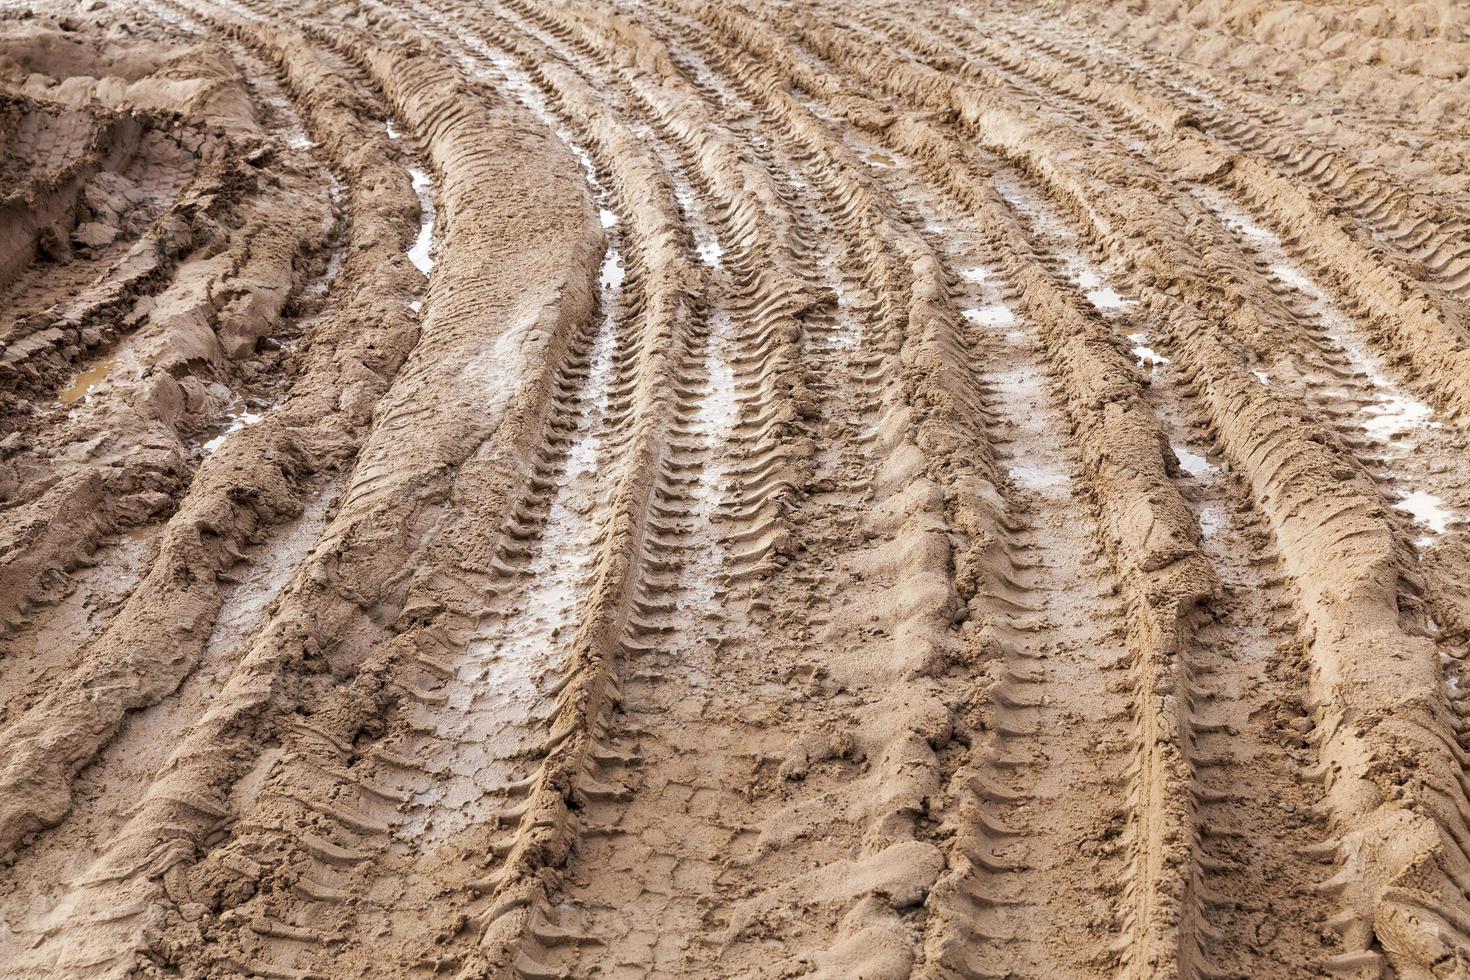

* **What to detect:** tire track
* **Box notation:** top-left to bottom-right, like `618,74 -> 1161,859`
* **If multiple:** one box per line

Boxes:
858,4 -> 1470,440
980,7 -> 1470,292
729,5 -> 1470,975
2,2 -> 601,973
763,9 -> 1470,974
1077,0 -> 1470,146
614,12 -> 1010,974
868,6 -> 1470,585
649,1 -> 1223,975
127,3 -> 703,975
446,5 -> 1011,975
8,0 -> 1470,976
429,5 -> 964,975
482,0 -> 830,597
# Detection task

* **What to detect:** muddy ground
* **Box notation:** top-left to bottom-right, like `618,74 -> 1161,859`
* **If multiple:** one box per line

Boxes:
3,0 -> 1470,976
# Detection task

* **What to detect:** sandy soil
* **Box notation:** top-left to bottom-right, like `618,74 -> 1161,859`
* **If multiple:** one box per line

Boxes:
3,0 -> 1470,976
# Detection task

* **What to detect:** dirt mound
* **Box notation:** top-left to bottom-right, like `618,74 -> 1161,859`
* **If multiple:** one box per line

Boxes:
2,0 -> 1470,977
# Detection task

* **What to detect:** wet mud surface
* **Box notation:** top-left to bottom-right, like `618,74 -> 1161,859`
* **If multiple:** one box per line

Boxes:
3,0 -> 1470,977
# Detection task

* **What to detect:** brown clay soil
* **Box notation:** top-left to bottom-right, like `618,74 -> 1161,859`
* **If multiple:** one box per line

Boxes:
5,0 -> 1470,976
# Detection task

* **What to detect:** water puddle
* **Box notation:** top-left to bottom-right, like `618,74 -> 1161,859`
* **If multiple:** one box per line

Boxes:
1075,268 -> 1134,314
1173,443 -> 1215,478
58,354 -> 116,405
964,304 -> 1018,327
992,172 -> 1067,235
698,318 -> 740,453
865,151 -> 898,168
1010,458 -> 1070,492
960,266 -> 1020,330
600,250 -> 626,291
1128,332 -> 1170,370
1197,500 -> 1229,538
384,122 -> 438,277
1361,391 -> 1434,443
655,154 -> 739,589
479,291 -> 618,657
697,240 -> 725,267
202,406 -> 265,455
627,118 -> 726,275
405,166 -> 436,274
1086,286 -> 1132,313
820,242 -> 865,354
1394,490 -> 1453,542
955,267 -> 1022,339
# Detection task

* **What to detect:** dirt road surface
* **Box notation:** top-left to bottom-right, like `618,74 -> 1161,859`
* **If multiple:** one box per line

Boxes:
4,0 -> 1470,976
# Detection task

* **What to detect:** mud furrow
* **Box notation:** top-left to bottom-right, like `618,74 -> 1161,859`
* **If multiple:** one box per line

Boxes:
0,28 -> 351,854
1187,185 -> 1470,551
486,0 -> 829,596
930,2 -> 1464,212
119,9 -> 608,976
980,9 -> 1470,275
864,5 -> 1470,447
746,11 -> 1470,975
0,9 -> 436,976
656,6 -> 1225,976
8,0 -> 1470,976
0,2 -> 349,646
920,21 -> 1470,572
823,22 -> 1470,975
452,5 -> 1017,975
354,8 -> 712,975
988,168 -> 1339,977
2,3 -> 601,974
98,3 -> 704,975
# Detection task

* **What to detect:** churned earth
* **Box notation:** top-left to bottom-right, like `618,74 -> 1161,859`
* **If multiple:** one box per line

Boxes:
3,0 -> 1470,977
